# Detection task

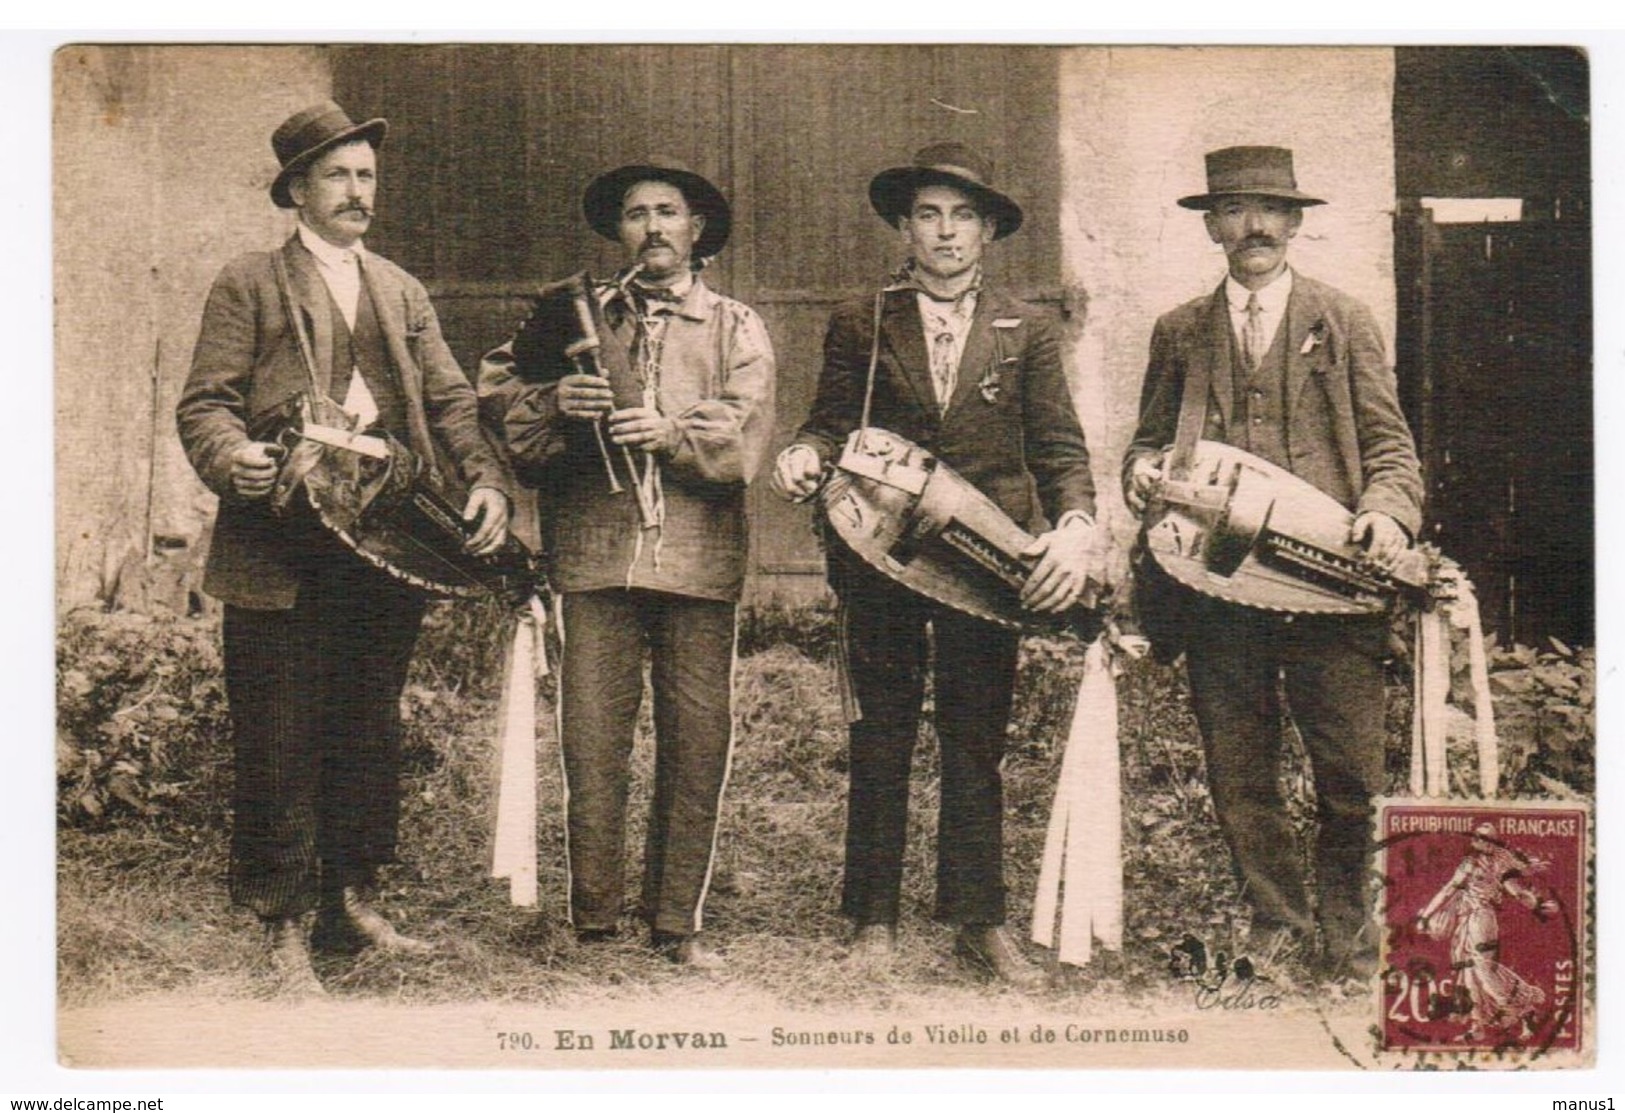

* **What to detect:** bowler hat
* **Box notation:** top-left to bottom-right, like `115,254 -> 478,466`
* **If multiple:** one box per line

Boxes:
270,101 -> 388,209
868,143 -> 1024,239
1177,146 -> 1326,210
582,158 -> 732,261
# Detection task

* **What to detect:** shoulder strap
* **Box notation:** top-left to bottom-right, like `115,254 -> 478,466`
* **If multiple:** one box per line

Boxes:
858,286 -> 887,435
1166,319 -> 1214,481
271,248 -> 324,397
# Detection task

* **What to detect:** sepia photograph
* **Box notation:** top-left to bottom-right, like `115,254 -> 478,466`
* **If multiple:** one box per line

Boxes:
43,40 -> 1596,1078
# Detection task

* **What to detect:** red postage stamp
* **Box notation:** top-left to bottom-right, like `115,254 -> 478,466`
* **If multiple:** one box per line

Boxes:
1375,799 -> 1590,1058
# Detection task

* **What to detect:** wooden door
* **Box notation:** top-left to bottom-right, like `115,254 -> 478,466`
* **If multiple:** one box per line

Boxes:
1399,205 -> 1592,645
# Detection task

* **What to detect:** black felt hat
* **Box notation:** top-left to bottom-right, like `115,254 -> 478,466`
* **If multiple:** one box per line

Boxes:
868,142 -> 1024,239
582,158 -> 732,260
270,101 -> 388,210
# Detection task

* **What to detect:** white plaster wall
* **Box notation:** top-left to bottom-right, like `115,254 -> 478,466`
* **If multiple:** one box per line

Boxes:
55,45 -> 330,609
1058,46 -> 1396,572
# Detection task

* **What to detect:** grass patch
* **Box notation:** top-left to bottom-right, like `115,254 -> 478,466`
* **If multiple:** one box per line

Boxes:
57,600 -> 1561,1010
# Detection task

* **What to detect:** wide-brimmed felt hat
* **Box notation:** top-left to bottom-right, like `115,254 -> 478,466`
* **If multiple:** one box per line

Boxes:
1177,146 -> 1326,210
868,142 -> 1024,239
270,101 -> 388,209
582,158 -> 732,260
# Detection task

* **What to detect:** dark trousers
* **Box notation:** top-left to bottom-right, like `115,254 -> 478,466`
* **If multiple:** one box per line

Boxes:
1182,599 -> 1387,956
558,588 -> 736,937
222,552 -> 426,919
833,553 -> 1020,928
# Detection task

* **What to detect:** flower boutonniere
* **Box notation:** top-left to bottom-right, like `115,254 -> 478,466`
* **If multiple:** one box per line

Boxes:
1300,319 -> 1329,357
978,364 -> 1008,404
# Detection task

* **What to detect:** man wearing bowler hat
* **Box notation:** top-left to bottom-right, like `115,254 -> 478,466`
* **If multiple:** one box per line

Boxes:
479,159 -> 774,968
177,102 -> 513,994
1123,146 -> 1422,977
773,143 -> 1097,988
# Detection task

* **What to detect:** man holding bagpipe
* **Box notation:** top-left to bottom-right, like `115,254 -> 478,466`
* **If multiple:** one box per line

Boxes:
176,103 -> 516,994
1123,147 -> 1424,980
772,143 -> 1099,989
478,159 -> 775,968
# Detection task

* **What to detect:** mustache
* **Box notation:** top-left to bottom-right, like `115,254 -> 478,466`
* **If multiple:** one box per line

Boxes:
1235,234 -> 1282,250
639,235 -> 672,252
334,203 -> 372,217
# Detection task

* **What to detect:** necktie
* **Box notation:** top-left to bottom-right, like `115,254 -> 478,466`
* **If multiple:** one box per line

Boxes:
930,326 -> 957,414
1242,292 -> 1264,371
629,282 -> 685,310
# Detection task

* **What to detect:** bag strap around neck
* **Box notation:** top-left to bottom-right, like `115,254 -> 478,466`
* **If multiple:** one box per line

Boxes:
1165,311 -> 1216,481
272,248 -> 326,398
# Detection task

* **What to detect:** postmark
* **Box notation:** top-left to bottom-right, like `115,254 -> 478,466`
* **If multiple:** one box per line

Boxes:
1372,798 -> 1590,1064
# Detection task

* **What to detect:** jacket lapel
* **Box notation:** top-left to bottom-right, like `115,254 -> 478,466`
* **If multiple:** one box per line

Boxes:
1282,273 -> 1324,417
879,288 -> 939,420
360,256 -> 415,387
1202,283 -> 1234,433
280,236 -> 335,394
944,290 -> 1000,417
358,256 -> 439,476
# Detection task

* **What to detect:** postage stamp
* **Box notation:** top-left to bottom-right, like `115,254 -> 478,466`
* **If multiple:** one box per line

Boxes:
1374,798 -> 1591,1062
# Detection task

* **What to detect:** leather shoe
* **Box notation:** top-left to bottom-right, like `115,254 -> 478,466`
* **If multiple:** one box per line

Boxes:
653,931 -> 726,971
265,917 -> 326,998
955,925 -> 1048,992
847,923 -> 898,967
312,887 -> 433,956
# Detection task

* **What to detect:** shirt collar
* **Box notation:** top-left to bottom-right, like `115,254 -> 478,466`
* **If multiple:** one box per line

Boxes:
891,261 -> 983,306
1225,266 -> 1292,315
297,220 -> 366,269
634,270 -> 695,302
606,270 -> 714,322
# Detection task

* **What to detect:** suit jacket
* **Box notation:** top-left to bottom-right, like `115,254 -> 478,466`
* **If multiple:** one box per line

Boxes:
1123,272 -> 1422,536
177,234 -> 514,609
794,284 -> 1096,537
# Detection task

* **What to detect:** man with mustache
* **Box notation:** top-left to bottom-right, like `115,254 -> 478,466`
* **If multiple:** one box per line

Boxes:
177,102 -> 513,994
772,143 -> 1096,988
1124,147 -> 1422,979
479,160 -> 774,968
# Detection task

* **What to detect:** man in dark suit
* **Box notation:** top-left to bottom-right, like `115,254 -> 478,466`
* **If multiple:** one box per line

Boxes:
177,102 -> 512,994
1123,146 -> 1423,977
773,143 -> 1097,988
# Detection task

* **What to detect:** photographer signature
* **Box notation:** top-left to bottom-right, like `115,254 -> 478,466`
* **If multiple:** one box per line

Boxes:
1169,933 -> 1283,1011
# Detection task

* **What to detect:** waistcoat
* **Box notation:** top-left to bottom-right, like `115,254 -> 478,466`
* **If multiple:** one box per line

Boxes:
1229,313 -> 1289,469
329,284 -> 409,440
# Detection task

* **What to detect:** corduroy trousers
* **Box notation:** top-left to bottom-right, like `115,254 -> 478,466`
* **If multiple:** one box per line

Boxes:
223,549 -> 425,919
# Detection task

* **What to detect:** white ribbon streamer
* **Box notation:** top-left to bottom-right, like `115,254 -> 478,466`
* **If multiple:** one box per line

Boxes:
1412,606 -> 1449,796
1032,636 -> 1124,967
1410,571 -> 1498,798
491,597 -> 549,907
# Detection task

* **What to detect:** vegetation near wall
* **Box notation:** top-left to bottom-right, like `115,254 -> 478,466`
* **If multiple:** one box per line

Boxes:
55,600 -> 1593,1003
